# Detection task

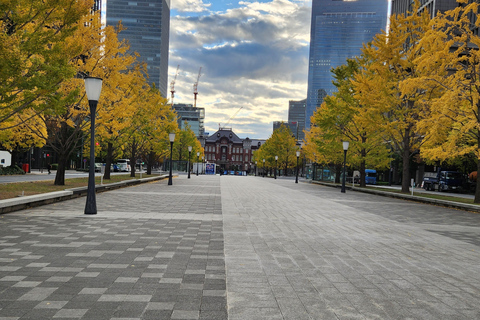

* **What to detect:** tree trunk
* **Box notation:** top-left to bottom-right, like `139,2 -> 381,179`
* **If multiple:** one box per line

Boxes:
130,140 -> 137,178
335,164 -> 341,184
401,128 -> 411,193
147,151 -> 154,175
54,153 -> 68,185
360,159 -> 366,188
475,158 -> 480,203
104,142 -> 113,180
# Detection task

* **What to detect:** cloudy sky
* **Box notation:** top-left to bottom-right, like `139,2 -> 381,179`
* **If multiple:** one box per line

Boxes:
168,0 -> 312,139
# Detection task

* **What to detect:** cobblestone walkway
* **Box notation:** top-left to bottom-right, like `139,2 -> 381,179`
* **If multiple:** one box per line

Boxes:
0,176 -> 225,320
222,176 -> 480,320
0,175 -> 479,319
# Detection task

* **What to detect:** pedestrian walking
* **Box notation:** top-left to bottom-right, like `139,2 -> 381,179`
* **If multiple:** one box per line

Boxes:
47,164 -> 51,174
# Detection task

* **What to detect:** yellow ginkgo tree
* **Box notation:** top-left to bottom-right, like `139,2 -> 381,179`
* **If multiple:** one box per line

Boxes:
0,0 -> 92,127
407,0 -> 480,202
353,1 -> 432,193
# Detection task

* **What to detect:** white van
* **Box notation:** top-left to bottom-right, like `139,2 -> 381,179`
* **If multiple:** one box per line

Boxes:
117,159 -> 131,172
0,150 -> 11,167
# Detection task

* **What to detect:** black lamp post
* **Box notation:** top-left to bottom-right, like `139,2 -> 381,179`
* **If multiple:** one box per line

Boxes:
274,156 -> 278,179
84,76 -> 103,215
196,152 -> 200,176
201,156 -> 204,175
187,146 -> 192,179
295,150 -> 300,183
263,159 -> 265,177
255,161 -> 257,176
168,132 -> 175,185
341,141 -> 349,193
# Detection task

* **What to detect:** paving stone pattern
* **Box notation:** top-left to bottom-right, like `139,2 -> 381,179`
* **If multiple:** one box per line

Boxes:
0,176 -> 225,320
222,176 -> 480,320
1,175 -> 480,319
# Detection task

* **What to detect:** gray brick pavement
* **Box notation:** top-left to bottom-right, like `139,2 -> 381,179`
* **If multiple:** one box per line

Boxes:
0,175 -> 479,319
222,176 -> 480,320
0,177 -> 225,320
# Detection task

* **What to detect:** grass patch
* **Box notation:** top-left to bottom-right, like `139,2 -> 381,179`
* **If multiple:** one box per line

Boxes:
365,186 -> 478,205
0,174 -> 156,200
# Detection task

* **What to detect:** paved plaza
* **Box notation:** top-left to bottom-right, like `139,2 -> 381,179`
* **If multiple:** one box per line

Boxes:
0,175 -> 479,319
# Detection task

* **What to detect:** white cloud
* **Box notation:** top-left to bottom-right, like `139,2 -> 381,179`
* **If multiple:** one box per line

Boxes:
169,0 -> 312,138
171,0 -> 211,13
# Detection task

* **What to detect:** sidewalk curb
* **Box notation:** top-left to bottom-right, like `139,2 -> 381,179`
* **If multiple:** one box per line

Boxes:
0,174 -> 172,214
311,180 -> 480,213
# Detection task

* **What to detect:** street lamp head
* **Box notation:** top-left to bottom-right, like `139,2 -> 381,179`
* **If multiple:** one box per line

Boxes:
275,156 -> 278,161
263,159 -> 265,163
255,161 -> 257,164
342,141 -> 350,151
169,132 -> 176,142
188,146 -> 192,152
296,151 -> 300,157
84,77 -> 103,102
197,151 -> 200,157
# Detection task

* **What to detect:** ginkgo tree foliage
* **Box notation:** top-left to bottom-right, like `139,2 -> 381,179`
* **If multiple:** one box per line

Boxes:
24,10 -> 107,185
120,83 -> 177,178
307,59 -> 389,187
172,122 -> 203,164
353,2 -> 432,193
93,23 -> 148,180
406,0 -> 480,202
254,124 -> 298,176
27,12 -> 145,185
0,0 -> 92,128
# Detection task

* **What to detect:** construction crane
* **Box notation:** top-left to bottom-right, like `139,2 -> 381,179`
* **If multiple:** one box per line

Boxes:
219,106 -> 243,129
193,67 -> 202,108
170,65 -> 179,107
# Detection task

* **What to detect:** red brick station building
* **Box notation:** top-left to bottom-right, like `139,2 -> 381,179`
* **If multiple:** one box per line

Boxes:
203,128 -> 264,174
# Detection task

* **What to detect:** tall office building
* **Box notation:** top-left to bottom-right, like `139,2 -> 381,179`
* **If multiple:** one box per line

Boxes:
288,99 -> 306,142
105,0 -> 170,98
173,104 -> 205,138
306,0 -> 389,129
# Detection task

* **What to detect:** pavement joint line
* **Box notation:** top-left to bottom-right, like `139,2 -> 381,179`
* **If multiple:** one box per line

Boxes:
0,174 -> 171,214
0,175 -> 479,319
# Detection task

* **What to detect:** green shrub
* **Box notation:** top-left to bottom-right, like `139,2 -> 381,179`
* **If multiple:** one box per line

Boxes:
0,165 -> 25,175
51,163 -> 58,170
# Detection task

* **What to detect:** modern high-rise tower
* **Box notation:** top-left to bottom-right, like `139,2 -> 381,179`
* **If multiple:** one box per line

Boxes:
288,99 -> 306,142
105,0 -> 170,98
305,0 -> 389,129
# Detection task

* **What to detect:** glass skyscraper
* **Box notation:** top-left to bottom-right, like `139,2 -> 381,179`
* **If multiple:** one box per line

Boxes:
288,99 -> 306,142
306,0 -> 389,129
105,0 -> 170,98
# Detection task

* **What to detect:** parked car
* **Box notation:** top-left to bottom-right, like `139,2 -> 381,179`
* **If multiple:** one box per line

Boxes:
94,163 -> 103,172
117,159 -> 131,172
111,164 -> 119,172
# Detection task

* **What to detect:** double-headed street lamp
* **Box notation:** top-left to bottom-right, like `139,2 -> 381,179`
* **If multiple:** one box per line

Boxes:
187,146 -> 192,179
274,156 -> 278,179
196,152 -> 200,176
263,158 -> 265,177
84,76 -> 103,215
168,132 -> 175,185
341,141 -> 349,193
